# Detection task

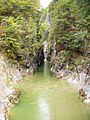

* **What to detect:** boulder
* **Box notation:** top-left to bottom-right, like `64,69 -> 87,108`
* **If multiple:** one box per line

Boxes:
8,90 -> 20,104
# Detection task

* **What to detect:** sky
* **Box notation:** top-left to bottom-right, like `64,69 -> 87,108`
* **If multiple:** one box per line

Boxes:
40,0 -> 52,8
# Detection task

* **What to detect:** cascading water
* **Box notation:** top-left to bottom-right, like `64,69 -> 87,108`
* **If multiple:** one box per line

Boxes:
43,41 -> 48,62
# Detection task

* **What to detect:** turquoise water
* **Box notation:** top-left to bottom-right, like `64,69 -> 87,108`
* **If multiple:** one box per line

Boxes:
10,62 -> 90,120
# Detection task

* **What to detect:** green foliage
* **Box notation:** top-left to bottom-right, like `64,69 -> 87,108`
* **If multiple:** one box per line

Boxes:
0,0 -> 42,65
49,0 -> 90,54
0,0 -> 89,67
75,0 -> 90,17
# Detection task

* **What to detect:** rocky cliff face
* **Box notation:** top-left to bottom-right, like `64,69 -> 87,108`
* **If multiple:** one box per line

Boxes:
0,49 -> 44,120
26,48 -> 44,70
0,53 -> 22,120
51,52 -> 90,104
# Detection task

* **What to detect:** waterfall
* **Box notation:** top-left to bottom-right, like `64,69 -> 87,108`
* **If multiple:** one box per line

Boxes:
43,41 -> 48,62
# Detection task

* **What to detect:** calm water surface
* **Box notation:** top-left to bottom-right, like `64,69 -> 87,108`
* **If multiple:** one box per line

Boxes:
10,62 -> 90,120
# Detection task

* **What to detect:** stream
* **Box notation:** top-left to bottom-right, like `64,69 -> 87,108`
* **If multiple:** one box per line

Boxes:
10,62 -> 90,120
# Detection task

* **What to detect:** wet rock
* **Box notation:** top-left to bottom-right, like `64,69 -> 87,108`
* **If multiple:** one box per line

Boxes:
79,88 -> 85,97
8,90 -> 20,104
9,96 -> 19,104
4,107 -> 9,120
79,88 -> 87,101
26,47 -> 44,73
26,53 -> 31,68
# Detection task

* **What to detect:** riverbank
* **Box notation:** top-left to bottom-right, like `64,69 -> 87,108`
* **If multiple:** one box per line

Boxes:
0,53 -> 34,120
51,63 -> 90,104
10,62 -> 90,120
0,53 -> 22,120
0,48 -> 44,120
0,52 -> 90,120
0,46 -> 44,120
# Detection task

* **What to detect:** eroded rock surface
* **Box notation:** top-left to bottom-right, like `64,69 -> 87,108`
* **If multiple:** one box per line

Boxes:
0,50 -> 44,120
0,53 -> 22,120
51,53 -> 90,104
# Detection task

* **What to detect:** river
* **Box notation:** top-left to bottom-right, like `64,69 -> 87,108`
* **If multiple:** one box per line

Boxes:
10,62 -> 90,120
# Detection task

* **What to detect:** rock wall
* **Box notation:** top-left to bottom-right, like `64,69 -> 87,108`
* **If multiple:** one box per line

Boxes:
0,49 -> 44,120
51,54 -> 90,104
0,53 -> 22,120
26,47 -> 44,70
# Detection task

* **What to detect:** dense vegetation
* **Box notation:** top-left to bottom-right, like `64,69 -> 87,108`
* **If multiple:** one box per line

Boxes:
0,0 -> 90,69
48,0 -> 90,68
0,0 -> 43,66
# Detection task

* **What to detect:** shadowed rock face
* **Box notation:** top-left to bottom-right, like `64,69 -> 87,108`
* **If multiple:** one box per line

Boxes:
26,48 -> 44,70
26,54 -> 31,69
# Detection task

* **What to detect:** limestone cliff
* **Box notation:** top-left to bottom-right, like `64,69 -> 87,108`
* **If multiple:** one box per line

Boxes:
0,53 -> 22,120
51,52 -> 90,104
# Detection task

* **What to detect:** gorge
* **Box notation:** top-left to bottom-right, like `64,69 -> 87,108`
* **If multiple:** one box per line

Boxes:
0,0 -> 90,120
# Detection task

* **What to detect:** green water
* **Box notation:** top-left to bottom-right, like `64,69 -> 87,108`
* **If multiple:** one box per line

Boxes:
10,62 -> 90,120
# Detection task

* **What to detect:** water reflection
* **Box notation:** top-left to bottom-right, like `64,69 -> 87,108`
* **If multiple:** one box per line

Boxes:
87,105 -> 90,120
10,63 -> 90,120
38,97 -> 50,120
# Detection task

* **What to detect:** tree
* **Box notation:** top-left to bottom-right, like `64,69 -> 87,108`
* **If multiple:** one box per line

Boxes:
48,0 -> 90,65
0,0 -> 43,66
